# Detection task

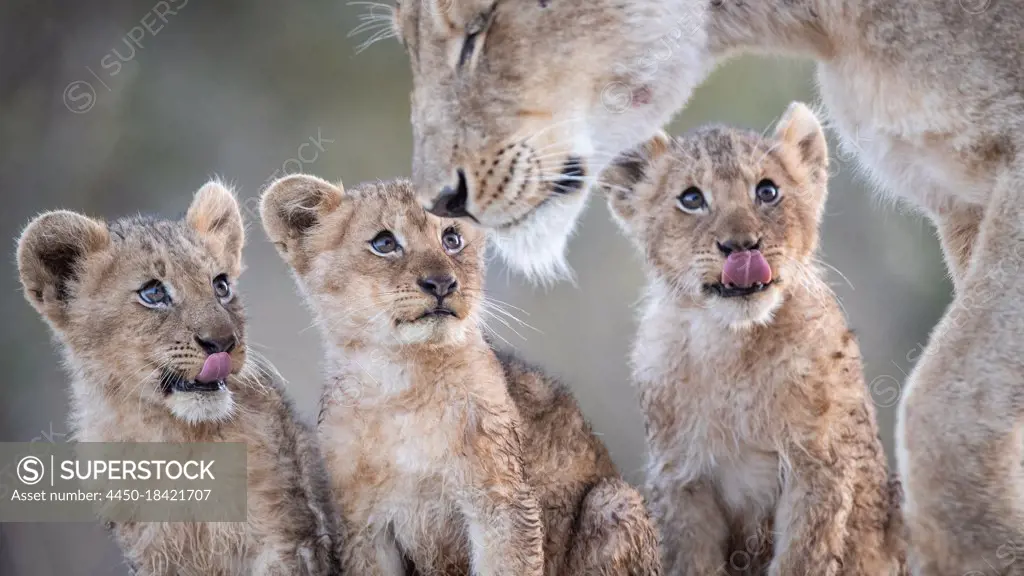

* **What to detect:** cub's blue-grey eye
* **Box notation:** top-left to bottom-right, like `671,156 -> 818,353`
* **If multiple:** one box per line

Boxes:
677,187 -> 707,213
138,280 -> 171,307
442,227 -> 464,254
213,274 -> 232,301
370,231 -> 400,255
756,179 -> 780,204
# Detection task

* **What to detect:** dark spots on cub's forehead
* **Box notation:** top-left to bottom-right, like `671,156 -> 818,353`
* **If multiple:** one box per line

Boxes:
105,216 -> 217,278
700,130 -> 739,179
407,204 -> 431,230
678,128 -> 793,187
701,129 -> 735,158
363,181 -> 437,233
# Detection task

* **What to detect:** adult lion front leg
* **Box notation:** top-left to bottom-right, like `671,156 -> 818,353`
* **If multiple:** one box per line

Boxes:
898,159 -> 1024,575
933,204 -> 985,291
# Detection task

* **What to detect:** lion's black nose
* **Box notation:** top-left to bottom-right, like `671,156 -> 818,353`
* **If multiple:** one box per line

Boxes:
428,170 -> 469,218
195,332 -> 237,355
716,237 -> 761,256
417,274 -> 459,300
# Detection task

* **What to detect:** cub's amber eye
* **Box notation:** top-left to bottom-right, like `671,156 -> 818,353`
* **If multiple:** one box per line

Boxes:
677,187 -> 707,213
442,227 -> 464,254
370,231 -> 400,255
138,280 -> 171,308
755,179 -> 781,205
213,274 -> 232,302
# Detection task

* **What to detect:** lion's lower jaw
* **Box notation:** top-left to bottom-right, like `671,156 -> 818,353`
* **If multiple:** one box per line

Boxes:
393,318 -> 473,347
488,193 -> 587,284
710,289 -> 785,332
166,389 -> 236,425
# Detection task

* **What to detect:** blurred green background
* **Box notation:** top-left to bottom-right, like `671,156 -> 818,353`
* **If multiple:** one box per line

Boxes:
0,1 -> 952,574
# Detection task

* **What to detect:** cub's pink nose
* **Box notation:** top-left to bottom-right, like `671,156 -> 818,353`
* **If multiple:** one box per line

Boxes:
721,250 -> 773,289
196,352 -> 233,383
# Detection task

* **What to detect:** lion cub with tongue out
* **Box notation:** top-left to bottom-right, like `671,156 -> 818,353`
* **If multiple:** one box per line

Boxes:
16,182 -> 341,576
604,103 -> 904,575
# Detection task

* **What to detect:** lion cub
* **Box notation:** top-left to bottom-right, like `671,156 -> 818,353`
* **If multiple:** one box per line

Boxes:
261,174 -> 661,576
17,182 -> 341,576
603,103 -> 904,575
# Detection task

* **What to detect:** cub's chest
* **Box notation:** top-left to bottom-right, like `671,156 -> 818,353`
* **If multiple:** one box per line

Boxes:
650,366 -> 780,487
636,316 -> 785,515
713,448 -> 783,524
635,324 -> 779,436
330,406 -> 472,574
118,521 -> 252,575
324,403 -> 466,477
389,491 -> 471,574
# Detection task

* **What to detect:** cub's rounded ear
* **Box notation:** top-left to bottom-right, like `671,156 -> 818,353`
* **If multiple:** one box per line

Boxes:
603,130 -> 671,235
774,101 -> 828,168
17,210 -> 110,328
603,130 -> 671,194
259,174 -> 345,267
187,180 -> 245,275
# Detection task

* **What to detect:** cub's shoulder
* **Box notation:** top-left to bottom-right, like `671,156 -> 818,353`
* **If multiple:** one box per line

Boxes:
489,345 -> 568,411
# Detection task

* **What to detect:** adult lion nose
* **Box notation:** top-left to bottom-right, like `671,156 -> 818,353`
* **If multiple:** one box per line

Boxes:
427,169 -> 470,219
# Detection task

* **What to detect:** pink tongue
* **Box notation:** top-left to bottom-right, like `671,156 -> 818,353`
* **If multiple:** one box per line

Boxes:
196,352 -> 232,383
722,250 -> 773,288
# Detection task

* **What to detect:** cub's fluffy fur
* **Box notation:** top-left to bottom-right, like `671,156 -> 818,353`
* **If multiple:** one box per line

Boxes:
605,104 -> 904,575
16,182 -> 342,576
260,174 -> 661,576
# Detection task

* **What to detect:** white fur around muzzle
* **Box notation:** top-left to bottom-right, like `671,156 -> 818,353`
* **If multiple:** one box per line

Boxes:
487,193 -> 588,284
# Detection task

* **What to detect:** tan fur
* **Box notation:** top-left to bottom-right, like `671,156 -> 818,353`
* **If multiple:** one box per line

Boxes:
260,174 -> 661,575
16,182 -> 342,576
605,104 -> 904,575
392,1 -> 1024,571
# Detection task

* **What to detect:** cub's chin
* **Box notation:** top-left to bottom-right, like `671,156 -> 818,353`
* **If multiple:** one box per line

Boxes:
158,369 -> 236,425
165,389 -> 235,425
703,282 -> 785,331
161,379 -> 234,425
394,309 -> 472,346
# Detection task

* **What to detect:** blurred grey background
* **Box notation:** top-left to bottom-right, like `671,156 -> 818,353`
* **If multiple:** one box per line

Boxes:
0,1 -> 952,574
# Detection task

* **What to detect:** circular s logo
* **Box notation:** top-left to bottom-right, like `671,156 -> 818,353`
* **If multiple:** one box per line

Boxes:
63,81 -> 97,114
869,374 -> 902,408
600,82 -> 633,114
17,456 -> 45,485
